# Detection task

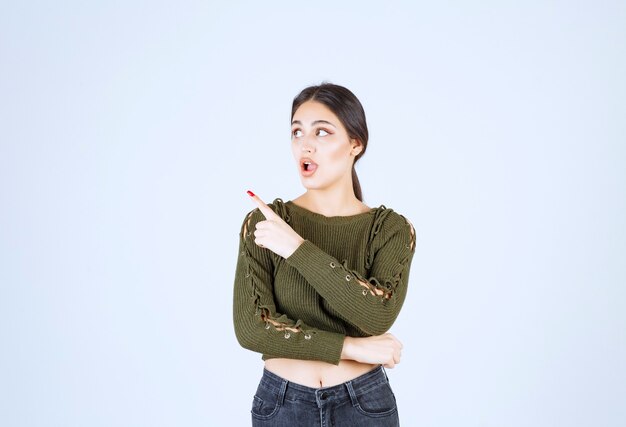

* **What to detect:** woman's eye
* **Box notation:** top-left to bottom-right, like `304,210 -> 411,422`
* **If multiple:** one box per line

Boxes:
292,129 -> 330,138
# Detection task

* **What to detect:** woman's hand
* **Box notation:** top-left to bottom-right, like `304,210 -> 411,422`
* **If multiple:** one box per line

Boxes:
341,333 -> 403,368
247,190 -> 304,259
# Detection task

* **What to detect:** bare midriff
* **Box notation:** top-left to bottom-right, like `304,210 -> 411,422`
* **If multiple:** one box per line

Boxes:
264,358 -> 379,388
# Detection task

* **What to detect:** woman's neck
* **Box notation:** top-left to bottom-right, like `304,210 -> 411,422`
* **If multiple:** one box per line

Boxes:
293,188 -> 368,217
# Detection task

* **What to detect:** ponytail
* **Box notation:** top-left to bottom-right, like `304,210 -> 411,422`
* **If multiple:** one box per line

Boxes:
352,164 -> 362,202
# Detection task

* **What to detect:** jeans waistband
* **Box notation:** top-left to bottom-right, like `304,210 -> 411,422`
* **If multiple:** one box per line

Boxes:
259,365 -> 389,406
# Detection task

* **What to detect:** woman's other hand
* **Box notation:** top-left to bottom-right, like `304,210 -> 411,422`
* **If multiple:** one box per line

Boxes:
341,333 -> 403,368
247,190 -> 304,259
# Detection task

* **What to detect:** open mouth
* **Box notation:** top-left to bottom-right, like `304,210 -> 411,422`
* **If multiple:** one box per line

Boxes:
301,159 -> 318,174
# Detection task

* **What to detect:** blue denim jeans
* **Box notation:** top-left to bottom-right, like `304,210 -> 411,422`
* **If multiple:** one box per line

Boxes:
250,365 -> 400,426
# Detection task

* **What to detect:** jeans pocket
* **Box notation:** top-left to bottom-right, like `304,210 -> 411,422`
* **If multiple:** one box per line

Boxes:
353,381 -> 398,418
250,386 -> 282,420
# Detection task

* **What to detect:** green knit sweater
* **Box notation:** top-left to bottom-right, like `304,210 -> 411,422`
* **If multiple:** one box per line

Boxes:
232,198 -> 416,365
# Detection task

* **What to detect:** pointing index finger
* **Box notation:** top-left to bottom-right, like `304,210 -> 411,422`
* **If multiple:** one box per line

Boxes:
246,190 -> 278,219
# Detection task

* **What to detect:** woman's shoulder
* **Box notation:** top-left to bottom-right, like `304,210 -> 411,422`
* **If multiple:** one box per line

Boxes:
370,203 -> 414,229
370,204 -> 416,249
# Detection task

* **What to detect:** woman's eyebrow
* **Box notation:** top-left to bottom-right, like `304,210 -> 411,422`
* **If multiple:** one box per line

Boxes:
291,120 -> 337,128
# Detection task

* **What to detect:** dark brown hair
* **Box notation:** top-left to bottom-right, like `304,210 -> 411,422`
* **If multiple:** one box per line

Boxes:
291,82 -> 369,201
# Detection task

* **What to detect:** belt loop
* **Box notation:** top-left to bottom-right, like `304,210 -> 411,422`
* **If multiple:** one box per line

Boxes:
278,378 -> 288,406
345,381 -> 359,407
381,365 -> 389,382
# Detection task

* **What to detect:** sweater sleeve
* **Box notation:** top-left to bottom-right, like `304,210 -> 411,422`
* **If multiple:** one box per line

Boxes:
284,211 -> 416,336
232,207 -> 346,365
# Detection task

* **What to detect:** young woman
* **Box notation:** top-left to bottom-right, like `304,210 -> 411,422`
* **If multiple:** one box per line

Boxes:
233,82 -> 416,426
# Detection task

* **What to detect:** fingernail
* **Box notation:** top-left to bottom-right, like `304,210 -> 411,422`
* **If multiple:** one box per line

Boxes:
247,190 -> 255,197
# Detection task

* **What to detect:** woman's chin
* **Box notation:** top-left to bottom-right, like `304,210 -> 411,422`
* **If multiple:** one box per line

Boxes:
300,179 -> 322,190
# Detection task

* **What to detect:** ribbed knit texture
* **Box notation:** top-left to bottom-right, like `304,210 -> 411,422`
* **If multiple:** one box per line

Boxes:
233,198 -> 416,365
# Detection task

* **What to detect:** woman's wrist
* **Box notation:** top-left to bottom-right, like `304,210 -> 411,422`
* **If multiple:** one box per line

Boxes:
285,236 -> 305,258
341,336 -> 355,360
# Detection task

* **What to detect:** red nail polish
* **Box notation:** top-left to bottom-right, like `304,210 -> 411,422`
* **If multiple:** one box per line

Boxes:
247,190 -> 255,197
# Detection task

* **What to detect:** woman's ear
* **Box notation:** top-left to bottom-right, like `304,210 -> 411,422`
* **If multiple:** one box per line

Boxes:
350,138 -> 363,156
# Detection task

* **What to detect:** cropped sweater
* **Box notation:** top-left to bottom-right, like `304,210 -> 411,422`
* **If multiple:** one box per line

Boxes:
232,198 -> 416,365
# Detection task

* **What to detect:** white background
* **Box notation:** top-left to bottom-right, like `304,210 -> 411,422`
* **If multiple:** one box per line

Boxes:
1,1 -> 625,426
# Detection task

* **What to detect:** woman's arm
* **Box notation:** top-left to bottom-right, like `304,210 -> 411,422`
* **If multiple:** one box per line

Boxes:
284,212 -> 416,336
233,207 -> 346,365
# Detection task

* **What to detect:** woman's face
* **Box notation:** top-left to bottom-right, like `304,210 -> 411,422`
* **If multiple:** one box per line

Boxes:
290,100 -> 362,192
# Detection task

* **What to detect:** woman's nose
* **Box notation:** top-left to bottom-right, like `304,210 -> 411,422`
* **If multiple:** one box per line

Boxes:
301,137 -> 315,153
